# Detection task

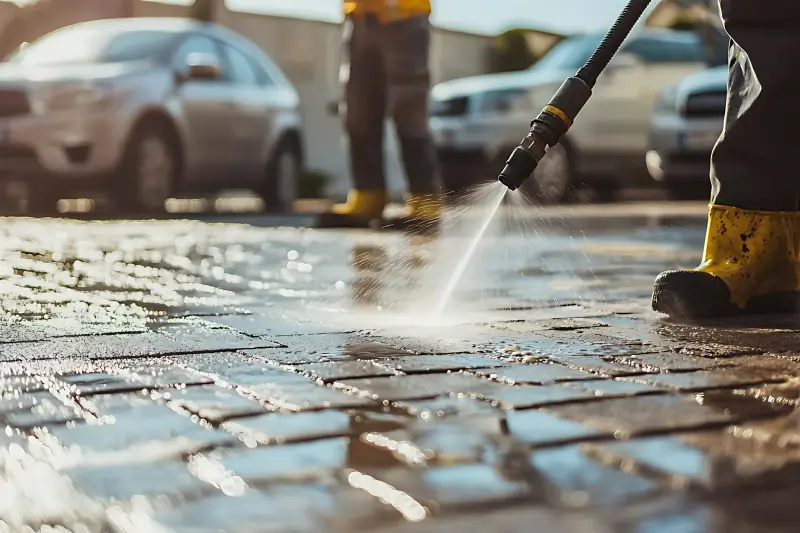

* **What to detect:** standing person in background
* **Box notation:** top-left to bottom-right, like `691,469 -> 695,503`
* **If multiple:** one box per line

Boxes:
320,0 -> 440,229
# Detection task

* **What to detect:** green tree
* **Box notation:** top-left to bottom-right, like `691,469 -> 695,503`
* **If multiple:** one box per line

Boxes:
487,29 -> 538,73
668,19 -> 699,31
666,11 -> 701,31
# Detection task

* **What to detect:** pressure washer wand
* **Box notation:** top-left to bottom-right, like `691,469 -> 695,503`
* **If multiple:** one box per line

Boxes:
497,0 -> 654,191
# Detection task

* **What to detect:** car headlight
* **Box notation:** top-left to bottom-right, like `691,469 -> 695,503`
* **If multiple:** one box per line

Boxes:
35,81 -> 113,113
476,88 -> 533,115
654,85 -> 680,113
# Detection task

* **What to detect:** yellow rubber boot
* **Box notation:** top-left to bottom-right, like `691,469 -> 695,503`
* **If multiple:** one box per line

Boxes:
317,189 -> 387,228
652,205 -> 800,319
331,189 -> 387,218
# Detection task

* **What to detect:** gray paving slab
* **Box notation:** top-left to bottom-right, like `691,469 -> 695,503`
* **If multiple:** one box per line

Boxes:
1,213 -> 799,532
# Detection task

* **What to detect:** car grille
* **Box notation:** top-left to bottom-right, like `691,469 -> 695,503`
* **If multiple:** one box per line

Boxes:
683,90 -> 726,118
430,96 -> 469,117
0,89 -> 30,118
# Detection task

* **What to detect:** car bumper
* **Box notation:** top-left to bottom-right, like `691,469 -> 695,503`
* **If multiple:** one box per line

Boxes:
646,150 -> 713,182
0,106 -> 129,179
647,112 -> 723,182
429,115 -> 527,153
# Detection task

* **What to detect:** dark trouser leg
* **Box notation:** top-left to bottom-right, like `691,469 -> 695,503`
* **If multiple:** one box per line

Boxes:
344,16 -> 387,192
711,0 -> 800,210
652,1 -> 800,318
381,15 -> 438,196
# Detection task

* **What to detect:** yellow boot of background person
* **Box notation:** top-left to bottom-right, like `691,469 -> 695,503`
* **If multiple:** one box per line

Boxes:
344,0 -> 431,22
652,205 -> 800,319
331,189 -> 388,218
317,190 -> 387,228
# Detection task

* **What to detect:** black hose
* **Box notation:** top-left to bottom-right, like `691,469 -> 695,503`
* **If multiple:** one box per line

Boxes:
497,0 -> 656,190
576,0 -> 653,88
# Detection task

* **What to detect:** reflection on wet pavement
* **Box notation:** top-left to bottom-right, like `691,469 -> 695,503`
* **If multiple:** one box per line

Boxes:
1,217 -> 800,532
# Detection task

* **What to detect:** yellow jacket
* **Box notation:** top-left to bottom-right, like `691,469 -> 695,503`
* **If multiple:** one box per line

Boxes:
344,0 -> 431,22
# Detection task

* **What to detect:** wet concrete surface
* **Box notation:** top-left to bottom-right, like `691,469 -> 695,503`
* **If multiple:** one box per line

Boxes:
2,211 -> 800,532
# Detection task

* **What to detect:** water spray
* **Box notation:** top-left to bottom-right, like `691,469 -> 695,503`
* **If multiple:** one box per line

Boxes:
498,0 -> 654,191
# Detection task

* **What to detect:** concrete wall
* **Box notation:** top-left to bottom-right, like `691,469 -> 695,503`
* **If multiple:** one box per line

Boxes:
0,0 -> 131,57
0,2 -> 19,33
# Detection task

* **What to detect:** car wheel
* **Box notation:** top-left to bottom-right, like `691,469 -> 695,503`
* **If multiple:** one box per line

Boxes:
262,137 -> 301,212
587,178 -> 620,203
116,122 -> 179,214
441,151 -> 487,198
523,142 -> 572,204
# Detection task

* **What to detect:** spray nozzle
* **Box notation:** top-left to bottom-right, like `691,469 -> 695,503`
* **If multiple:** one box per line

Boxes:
497,0 -> 656,192
497,127 -> 549,191
498,76 -> 592,191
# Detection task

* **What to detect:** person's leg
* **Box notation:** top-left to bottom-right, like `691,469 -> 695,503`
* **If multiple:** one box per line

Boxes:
711,1 -> 800,210
652,0 -> 800,318
330,15 -> 389,221
381,15 -> 441,222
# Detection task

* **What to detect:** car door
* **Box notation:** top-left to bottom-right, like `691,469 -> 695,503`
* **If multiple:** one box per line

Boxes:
577,49 -> 649,156
577,34 -> 706,157
171,34 -> 231,183
214,41 -> 273,184
621,34 -> 707,152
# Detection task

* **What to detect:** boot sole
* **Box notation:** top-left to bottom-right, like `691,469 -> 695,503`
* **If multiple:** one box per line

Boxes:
653,270 -> 800,319
651,270 -> 737,319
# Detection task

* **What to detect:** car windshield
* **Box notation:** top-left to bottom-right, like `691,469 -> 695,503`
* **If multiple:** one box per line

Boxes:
529,35 -> 604,73
8,26 -> 181,66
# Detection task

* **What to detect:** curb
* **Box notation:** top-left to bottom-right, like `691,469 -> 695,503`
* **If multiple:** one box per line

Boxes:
50,202 -> 710,231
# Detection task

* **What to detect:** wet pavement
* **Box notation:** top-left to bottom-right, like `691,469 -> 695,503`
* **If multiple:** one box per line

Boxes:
2,207 -> 800,532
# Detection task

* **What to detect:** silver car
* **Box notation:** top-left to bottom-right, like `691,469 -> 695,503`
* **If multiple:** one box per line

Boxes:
0,17 -> 303,213
646,66 -> 727,199
430,30 -> 709,203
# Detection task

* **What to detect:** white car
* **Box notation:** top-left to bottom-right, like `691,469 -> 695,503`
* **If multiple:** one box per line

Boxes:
0,18 -> 303,214
646,66 -> 726,199
431,29 -> 708,203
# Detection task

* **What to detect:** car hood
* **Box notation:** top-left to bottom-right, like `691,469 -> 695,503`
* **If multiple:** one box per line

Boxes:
432,68 -> 568,100
0,61 -> 152,85
676,65 -> 727,96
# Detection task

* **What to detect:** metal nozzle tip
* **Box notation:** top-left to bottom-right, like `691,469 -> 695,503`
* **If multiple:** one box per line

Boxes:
498,175 -> 518,191
497,146 -> 537,192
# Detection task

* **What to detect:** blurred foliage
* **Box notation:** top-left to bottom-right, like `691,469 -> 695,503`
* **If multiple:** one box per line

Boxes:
664,10 -> 728,66
667,13 -> 700,31
669,20 -> 699,31
299,169 -> 329,199
486,29 -> 539,73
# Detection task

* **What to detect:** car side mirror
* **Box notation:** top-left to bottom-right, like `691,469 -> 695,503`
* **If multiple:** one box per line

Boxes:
182,52 -> 221,81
